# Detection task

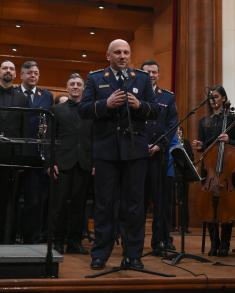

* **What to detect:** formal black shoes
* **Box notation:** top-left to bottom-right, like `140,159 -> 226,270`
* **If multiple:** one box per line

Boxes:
121,257 -> 144,270
66,242 -> 89,254
90,258 -> 106,270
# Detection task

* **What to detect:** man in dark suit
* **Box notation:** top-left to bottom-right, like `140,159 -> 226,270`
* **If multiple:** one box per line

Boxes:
18,60 -> 53,244
141,60 -> 178,255
78,39 -> 160,270
47,73 -> 92,254
0,60 -> 28,243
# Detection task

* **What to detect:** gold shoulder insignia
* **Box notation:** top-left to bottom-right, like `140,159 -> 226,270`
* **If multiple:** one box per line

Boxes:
129,71 -> 136,78
104,71 -> 110,77
90,69 -> 104,74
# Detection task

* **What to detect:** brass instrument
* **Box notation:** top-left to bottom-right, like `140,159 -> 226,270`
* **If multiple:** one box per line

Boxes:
38,113 -> 47,160
177,127 -> 184,146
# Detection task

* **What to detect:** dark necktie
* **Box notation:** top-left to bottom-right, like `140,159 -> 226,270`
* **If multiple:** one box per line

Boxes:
25,90 -> 33,103
116,71 -> 124,89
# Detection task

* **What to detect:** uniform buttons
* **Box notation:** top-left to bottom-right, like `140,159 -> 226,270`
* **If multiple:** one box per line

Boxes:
117,126 -> 120,131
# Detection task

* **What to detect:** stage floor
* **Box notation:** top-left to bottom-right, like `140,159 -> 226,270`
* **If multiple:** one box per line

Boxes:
1,227 -> 235,292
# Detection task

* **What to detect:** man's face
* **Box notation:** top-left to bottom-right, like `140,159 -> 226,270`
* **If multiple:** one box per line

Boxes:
21,65 -> 40,87
142,64 -> 159,87
67,77 -> 84,100
107,40 -> 131,71
0,61 -> 16,83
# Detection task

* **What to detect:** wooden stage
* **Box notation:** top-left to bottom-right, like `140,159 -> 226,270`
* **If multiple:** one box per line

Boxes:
1,227 -> 235,292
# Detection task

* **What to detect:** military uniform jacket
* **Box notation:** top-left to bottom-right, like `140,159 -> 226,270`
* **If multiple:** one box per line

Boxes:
146,88 -> 178,150
49,99 -> 92,171
78,67 -> 160,161
16,86 -> 53,138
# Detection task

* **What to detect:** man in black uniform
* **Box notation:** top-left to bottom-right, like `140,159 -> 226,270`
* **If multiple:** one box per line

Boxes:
0,60 -> 28,243
141,60 -> 178,255
78,39 -> 160,270
47,73 -> 92,255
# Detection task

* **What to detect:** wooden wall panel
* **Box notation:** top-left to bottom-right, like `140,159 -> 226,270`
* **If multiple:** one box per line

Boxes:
175,0 -> 222,226
131,0 -> 173,90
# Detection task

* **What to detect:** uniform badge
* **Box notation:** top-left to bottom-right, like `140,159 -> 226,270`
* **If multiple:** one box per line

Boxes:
99,84 -> 110,88
133,87 -> 138,94
104,71 -> 110,77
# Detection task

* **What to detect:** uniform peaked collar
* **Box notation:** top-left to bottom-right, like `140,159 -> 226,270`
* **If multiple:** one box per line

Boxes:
103,67 -> 136,91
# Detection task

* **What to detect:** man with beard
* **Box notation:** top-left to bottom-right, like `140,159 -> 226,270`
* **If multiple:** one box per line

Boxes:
0,60 -> 28,243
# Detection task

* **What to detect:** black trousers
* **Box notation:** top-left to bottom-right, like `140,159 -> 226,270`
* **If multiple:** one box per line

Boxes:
22,168 -> 49,243
0,167 -> 20,243
144,154 -> 173,248
91,159 -> 147,261
52,162 -> 91,244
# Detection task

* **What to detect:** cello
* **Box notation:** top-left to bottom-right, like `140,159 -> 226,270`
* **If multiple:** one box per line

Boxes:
196,102 -> 235,222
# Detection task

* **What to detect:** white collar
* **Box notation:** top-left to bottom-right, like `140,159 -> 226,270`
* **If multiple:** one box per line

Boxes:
21,84 -> 36,94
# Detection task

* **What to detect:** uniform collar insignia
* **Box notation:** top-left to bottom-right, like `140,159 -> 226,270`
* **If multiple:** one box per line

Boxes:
156,87 -> 162,94
104,71 -> 110,77
130,71 -> 136,78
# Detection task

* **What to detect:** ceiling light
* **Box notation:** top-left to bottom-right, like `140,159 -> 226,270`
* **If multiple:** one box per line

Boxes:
16,23 -> 21,28
98,2 -> 105,9
82,52 -> 87,58
90,30 -> 95,35
12,48 -> 17,52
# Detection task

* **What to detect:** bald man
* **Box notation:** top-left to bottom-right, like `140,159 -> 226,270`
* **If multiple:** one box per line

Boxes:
78,39 -> 160,270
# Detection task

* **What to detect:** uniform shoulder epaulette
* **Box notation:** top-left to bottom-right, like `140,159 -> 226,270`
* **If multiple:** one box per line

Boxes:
135,69 -> 148,74
89,69 -> 104,74
162,88 -> 174,95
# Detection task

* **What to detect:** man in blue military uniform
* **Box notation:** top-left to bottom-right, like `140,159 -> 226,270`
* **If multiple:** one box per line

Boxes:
17,60 -> 53,243
78,39 -> 160,270
141,60 -> 178,255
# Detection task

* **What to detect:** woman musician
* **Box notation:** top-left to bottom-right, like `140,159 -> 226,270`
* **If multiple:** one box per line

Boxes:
192,84 -> 235,257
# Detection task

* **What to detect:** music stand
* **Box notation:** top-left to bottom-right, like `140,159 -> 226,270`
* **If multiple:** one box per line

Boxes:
163,145 -> 211,265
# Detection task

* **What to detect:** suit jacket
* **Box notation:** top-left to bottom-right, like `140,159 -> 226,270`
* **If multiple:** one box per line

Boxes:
146,88 -> 178,150
0,86 -> 28,163
48,99 -> 92,171
78,67 -> 160,161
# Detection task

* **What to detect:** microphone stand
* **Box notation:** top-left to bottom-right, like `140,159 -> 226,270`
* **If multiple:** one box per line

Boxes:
151,95 -> 212,150
142,95 -> 212,265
